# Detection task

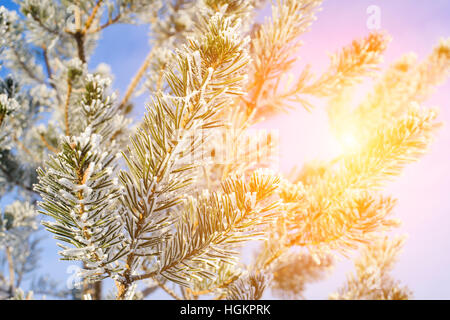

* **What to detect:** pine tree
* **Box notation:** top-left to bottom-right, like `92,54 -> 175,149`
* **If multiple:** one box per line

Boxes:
0,0 -> 448,300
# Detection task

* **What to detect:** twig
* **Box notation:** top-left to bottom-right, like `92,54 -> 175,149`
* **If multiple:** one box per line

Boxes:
213,293 -> 226,300
180,286 -> 190,300
5,247 -> 15,297
87,14 -> 121,34
39,133 -> 59,154
29,12 -> 60,35
118,48 -> 156,111
82,0 -> 104,34
12,48 -> 45,83
42,47 -> 65,107
187,274 -> 240,297
74,5 -> 81,31
42,48 -> 53,80
64,78 -> 73,137
73,31 -> 86,63
13,136 -> 40,163
0,162 -> 37,195
153,278 -> 182,300
68,6 -> 87,63
141,284 -> 158,298
156,64 -> 166,91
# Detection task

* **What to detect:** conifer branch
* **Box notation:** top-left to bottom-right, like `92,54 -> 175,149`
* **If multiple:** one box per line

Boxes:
115,10 -> 252,298
286,105 -> 440,251
331,236 -> 412,300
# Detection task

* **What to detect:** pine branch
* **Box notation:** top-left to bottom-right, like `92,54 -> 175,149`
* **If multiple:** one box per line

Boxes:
187,263 -> 242,298
246,0 -> 322,119
301,32 -> 389,97
329,38 -> 450,143
254,31 -> 389,117
330,235 -> 412,300
286,105 -> 440,251
6,0 -> 448,301
129,171 -> 280,286
271,251 -> 333,299
25,6 -> 61,36
35,74 -> 130,284
224,271 -> 270,300
36,130 -> 126,277
115,11 -> 251,298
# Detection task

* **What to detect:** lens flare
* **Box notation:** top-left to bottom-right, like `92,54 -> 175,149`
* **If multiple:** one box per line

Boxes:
340,132 -> 359,152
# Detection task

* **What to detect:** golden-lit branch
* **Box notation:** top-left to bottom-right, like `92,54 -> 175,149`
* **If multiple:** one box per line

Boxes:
247,2 -> 389,119
286,106 -> 439,251
247,0 -> 322,118
329,38 -> 450,143
303,32 -> 389,96
330,236 -> 412,300
271,251 -> 333,299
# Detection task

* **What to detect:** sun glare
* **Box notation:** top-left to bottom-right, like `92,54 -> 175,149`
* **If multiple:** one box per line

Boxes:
328,130 -> 361,158
340,132 -> 360,152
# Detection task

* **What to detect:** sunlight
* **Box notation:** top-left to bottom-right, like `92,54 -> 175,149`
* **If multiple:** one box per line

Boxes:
340,132 -> 360,153
328,130 -> 361,158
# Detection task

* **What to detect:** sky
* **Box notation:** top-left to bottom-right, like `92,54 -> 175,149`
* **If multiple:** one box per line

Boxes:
1,0 -> 450,299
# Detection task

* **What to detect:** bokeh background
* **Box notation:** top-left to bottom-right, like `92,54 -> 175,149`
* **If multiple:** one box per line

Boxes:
1,0 -> 450,299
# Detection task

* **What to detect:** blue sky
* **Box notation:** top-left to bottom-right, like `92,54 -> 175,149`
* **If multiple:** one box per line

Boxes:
1,0 -> 450,299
